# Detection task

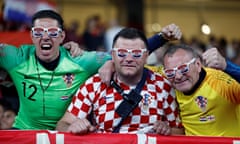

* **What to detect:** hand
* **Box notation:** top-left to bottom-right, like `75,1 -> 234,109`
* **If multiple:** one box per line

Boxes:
152,121 -> 171,135
98,60 -> 115,86
161,23 -> 182,41
202,48 -> 227,70
67,118 -> 95,134
63,41 -> 84,57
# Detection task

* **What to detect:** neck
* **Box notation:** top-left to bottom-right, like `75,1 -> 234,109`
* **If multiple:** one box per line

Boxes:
35,54 -> 60,71
116,72 -> 143,86
183,68 -> 206,95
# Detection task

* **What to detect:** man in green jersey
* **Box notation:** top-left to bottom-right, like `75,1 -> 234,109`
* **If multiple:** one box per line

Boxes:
0,10 -> 181,130
0,10 -> 111,130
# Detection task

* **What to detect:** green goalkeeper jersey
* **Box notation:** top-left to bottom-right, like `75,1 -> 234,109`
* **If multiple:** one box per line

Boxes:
0,44 -> 110,130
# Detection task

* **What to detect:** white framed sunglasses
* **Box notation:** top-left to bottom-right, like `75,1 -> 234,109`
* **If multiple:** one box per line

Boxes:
164,58 -> 196,79
112,48 -> 147,59
31,27 -> 62,38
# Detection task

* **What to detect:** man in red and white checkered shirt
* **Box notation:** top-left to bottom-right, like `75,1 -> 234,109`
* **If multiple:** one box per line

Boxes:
56,27 -> 184,135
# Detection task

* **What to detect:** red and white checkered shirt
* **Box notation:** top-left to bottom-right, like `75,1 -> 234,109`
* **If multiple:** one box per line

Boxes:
68,70 -> 182,133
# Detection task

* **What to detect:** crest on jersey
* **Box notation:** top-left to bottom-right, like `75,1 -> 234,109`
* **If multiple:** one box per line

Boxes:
141,93 -> 153,111
63,73 -> 75,87
195,96 -> 207,112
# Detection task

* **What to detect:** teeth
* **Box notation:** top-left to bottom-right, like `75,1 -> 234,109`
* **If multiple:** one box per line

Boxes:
41,44 -> 52,50
42,44 -> 50,48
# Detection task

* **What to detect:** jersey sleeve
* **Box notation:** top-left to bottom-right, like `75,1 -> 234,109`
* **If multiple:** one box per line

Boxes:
224,59 -> 240,83
147,34 -> 168,54
220,74 -> 240,103
71,50 -> 111,76
0,44 -> 34,71
208,68 -> 240,103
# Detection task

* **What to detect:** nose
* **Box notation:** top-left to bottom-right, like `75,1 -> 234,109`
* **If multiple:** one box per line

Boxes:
42,31 -> 50,39
174,70 -> 183,79
124,52 -> 134,61
125,52 -> 133,59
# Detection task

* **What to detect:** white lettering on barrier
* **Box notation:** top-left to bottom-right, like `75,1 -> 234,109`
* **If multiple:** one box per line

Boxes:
147,136 -> 156,144
36,132 -> 64,144
137,134 -> 147,144
56,134 -> 64,144
137,134 -> 157,144
37,133 -> 50,144
233,140 -> 240,144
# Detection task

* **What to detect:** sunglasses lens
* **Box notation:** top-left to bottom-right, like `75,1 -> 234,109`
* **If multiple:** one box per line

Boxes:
164,69 -> 175,78
32,28 -> 44,37
131,49 -> 143,58
117,49 -> 128,57
48,28 -> 60,37
178,64 -> 189,74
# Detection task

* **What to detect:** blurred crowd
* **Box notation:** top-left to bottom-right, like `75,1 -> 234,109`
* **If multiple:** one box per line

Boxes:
147,35 -> 240,67
1,6 -> 239,65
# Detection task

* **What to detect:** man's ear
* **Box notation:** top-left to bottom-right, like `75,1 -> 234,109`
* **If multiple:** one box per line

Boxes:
30,30 -> 37,43
60,31 -> 66,43
196,58 -> 203,72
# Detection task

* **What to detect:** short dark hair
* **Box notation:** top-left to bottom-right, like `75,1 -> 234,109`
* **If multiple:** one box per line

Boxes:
112,27 -> 148,49
31,10 -> 64,30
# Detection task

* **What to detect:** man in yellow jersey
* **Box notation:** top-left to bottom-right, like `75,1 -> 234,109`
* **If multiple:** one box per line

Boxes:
162,44 -> 240,136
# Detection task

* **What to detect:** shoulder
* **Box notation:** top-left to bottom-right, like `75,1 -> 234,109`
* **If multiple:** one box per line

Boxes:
80,73 -> 108,91
204,67 -> 239,90
147,68 -> 173,89
145,65 -> 165,75
83,73 -> 103,85
205,67 -> 235,82
204,67 -> 240,103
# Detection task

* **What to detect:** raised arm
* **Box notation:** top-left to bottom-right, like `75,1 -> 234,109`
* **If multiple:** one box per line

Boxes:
202,48 -> 240,83
148,23 -> 182,53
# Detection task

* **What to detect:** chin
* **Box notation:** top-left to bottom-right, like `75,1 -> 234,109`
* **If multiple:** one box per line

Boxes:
179,88 -> 191,94
121,69 -> 135,75
123,73 -> 134,77
175,84 -> 191,93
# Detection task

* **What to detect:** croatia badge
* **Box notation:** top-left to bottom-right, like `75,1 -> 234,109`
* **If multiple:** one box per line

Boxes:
63,73 -> 75,87
195,96 -> 207,112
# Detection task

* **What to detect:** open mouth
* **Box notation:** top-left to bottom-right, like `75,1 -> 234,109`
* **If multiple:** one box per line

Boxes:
41,44 -> 52,50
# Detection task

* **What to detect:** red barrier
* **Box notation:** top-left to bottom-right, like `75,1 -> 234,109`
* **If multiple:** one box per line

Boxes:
0,130 -> 239,144
0,31 -> 32,47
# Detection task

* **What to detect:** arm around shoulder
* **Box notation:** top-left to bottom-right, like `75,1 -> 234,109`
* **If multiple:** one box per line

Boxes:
171,127 -> 185,135
56,111 -> 77,132
56,111 -> 95,134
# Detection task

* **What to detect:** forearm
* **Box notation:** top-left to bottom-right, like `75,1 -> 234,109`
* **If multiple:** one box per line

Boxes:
224,59 -> 240,83
56,121 -> 70,132
147,33 -> 168,54
171,127 -> 185,135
